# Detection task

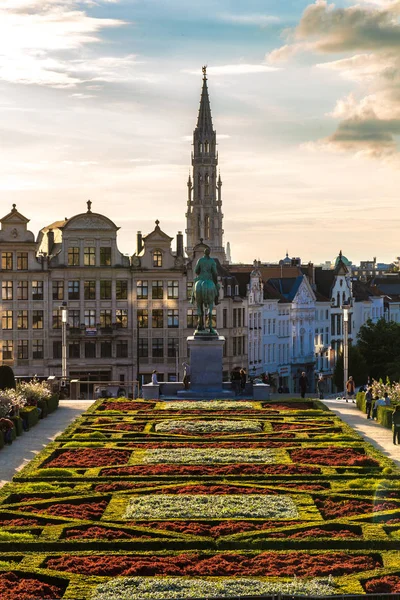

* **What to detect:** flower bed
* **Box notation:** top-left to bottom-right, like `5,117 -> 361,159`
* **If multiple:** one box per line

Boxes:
364,575 -> 400,593
159,401 -> 256,411
101,463 -> 321,476
44,448 -> 131,468
138,448 -> 283,465
15,499 -> 108,520
154,420 -> 263,435
126,520 -> 307,538
98,402 -> 155,412
315,497 -> 400,519
0,572 -> 66,600
290,447 -> 381,467
64,526 -> 151,540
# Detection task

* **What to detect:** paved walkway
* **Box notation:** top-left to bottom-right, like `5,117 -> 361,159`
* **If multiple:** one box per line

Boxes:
0,400 -> 94,489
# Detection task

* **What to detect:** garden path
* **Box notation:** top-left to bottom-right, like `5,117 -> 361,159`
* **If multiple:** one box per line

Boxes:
0,399 -> 94,489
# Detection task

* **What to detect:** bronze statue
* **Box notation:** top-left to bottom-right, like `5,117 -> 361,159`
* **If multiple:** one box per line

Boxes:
191,248 -> 219,334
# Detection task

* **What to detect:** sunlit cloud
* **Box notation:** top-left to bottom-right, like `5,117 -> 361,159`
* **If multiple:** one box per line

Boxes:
217,13 -> 280,26
183,64 -> 279,76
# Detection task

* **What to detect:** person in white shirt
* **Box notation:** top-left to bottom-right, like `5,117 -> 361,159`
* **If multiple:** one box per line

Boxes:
151,370 -> 158,385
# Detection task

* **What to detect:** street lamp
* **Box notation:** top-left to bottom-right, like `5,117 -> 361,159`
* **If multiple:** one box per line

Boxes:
342,302 -> 349,402
60,302 -> 68,383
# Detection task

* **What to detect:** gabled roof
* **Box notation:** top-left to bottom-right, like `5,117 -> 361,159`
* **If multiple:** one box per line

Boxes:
1,204 -> 30,224
142,220 -> 173,244
267,276 -> 304,302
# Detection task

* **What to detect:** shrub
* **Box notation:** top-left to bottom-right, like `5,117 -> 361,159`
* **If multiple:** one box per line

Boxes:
0,365 -> 16,390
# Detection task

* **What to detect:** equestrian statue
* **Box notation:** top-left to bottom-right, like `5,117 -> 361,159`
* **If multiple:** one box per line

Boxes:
191,247 -> 220,335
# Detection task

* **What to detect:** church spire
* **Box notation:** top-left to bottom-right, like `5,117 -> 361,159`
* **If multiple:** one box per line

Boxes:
196,66 -> 213,133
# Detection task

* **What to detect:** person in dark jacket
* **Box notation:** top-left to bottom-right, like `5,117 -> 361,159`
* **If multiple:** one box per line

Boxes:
231,369 -> 241,397
240,368 -> 247,395
299,372 -> 308,399
365,387 -> 373,419
392,405 -> 400,445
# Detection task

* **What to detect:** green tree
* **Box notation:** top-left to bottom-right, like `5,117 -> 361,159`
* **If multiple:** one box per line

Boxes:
357,318 -> 400,380
333,345 -> 368,391
0,365 -> 16,390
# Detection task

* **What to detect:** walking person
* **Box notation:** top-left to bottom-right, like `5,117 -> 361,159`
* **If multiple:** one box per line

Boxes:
182,362 -> 191,390
231,368 -> 241,397
299,372 -> 308,399
317,375 -> 325,400
365,387 -> 373,419
392,405 -> 400,445
372,395 -> 385,420
240,368 -> 247,395
346,376 -> 356,403
151,370 -> 158,385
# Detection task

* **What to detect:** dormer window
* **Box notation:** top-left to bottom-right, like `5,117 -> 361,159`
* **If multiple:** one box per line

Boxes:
153,249 -> 163,268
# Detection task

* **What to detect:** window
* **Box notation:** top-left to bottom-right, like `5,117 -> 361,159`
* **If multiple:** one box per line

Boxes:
227,284 -> 231,296
100,280 -> 112,300
84,280 -> 96,300
153,249 -> 162,267
234,284 -> 239,297
187,309 -> 196,328
17,281 -> 28,300
32,310 -> 43,329
137,280 -> 148,299
32,340 -> 44,359
2,310 -> 12,330
68,247 -> 80,266
17,310 -> 28,330
17,252 -> 28,270
3,340 -> 13,360
205,175 -> 210,196
223,308 -> 227,328
238,309 -> 242,328
53,341 -> 62,359
116,340 -> 128,358
233,337 -> 237,356
167,280 -> 179,299
152,338 -> 164,358
53,281 -> 64,300
152,309 -> 164,328
1,252 -> 13,270
205,140 -> 209,153
84,246 -> 96,266
52,310 -> 62,329
32,281 -> 43,300
85,341 -> 96,358
205,214 -> 210,238
69,341 -> 80,358
233,309 -> 237,328
69,310 -> 80,328
137,309 -> 148,328
100,310 -> 112,328
116,280 -> 128,300
100,247 -> 111,266
84,309 -> 96,328
168,338 -> 178,357
68,280 -> 80,300
18,340 -> 28,360
2,281 -> 13,301
168,309 -> 179,328
152,280 -> 163,299
187,282 -> 193,300
138,338 -> 148,358
100,341 -> 112,358
116,309 -> 128,328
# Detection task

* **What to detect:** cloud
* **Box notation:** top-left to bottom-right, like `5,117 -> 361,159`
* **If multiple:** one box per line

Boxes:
217,13 -> 280,26
183,64 -> 279,76
0,0 -> 127,88
267,0 -> 400,160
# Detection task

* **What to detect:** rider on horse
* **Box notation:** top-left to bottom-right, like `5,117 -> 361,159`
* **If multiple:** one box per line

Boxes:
191,248 -> 220,333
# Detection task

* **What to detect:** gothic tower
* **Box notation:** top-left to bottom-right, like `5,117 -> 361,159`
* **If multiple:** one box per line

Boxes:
185,67 -> 226,262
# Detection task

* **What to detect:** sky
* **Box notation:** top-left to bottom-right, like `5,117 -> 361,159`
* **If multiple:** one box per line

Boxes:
1,0 -> 400,265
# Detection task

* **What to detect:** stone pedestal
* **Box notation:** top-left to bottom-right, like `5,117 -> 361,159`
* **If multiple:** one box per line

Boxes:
177,335 -> 226,398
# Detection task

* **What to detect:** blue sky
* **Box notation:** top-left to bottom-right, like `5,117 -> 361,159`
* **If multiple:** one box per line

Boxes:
1,0 -> 400,264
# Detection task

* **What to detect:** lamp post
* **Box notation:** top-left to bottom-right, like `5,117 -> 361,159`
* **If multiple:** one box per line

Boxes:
60,302 -> 68,383
342,302 -> 349,402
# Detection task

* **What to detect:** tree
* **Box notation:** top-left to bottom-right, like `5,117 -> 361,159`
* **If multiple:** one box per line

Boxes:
333,345 -> 368,391
0,365 -> 16,390
357,318 -> 400,381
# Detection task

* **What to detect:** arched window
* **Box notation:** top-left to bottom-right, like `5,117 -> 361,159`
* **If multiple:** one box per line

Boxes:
205,140 -> 209,153
153,250 -> 162,267
205,215 -> 210,239
198,142 -> 203,154
205,173 -> 210,195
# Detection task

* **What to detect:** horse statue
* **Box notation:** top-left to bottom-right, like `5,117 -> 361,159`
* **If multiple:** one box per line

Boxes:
191,248 -> 219,334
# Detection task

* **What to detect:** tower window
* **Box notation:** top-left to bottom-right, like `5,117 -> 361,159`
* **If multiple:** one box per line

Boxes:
205,215 -> 210,239
153,250 -> 163,267
205,173 -> 210,195
205,141 -> 209,153
198,142 -> 203,153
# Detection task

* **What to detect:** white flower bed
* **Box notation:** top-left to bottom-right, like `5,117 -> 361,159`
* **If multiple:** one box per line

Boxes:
140,447 -> 278,464
154,419 -> 262,434
160,401 -> 256,411
125,495 -> 298,520
93,576 -> 336,600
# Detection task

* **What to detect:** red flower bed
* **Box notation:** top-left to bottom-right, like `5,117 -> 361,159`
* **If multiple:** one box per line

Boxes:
95,482 -> 150,493
98,402 -> 154,411
113,423 -> 143,431
272,422 -> 332,431
365,575 -> 400,593
0,572 -> 65,600
126,441 -> 296,448
16,500 -> 108,520
101,463 -> 320,477
290,448 -> 380,467
315,497 -> 399,519
45,551 -> 380,577
45,448 -> 131,468
127,521 -> 305,538
269,526 -> 360,539
64,526 -> 151,540
158,485 -> 278,495
0,518 -> 41,527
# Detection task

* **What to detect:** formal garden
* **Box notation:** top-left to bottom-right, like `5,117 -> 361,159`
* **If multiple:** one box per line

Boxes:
0,397 -> 399,599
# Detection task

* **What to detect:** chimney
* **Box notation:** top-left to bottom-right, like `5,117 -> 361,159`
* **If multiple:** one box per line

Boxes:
176,231 -> 184,257
137,231 -> 143,255
47,230 -> 54,254
307,261 -> 316,289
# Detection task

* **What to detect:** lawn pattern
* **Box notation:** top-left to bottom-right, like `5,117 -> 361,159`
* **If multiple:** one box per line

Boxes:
0,397 -> 399,598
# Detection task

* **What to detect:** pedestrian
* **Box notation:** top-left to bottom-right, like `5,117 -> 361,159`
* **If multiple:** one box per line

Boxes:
392,405 -> 400,445
151,370 -> 158,385
299,372 -> 308,399
384,392 -> 391,406
0,417 -> 14,445
317,375 -> 325,400
231,368 -> 241,397
182,362 -> 191,390
240,368 -> 247,395
372,395 -> 385,420
365,387 -> 373,419
346,376 -> 356,403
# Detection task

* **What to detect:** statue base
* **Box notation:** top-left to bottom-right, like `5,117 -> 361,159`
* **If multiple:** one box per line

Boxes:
177,335 -> 226,398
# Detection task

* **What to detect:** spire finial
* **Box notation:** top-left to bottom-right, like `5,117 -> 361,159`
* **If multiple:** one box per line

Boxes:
11,203 -> 17,212
155,219 -> 160,227
87,199 -> 92,213
202,65 -> 207,78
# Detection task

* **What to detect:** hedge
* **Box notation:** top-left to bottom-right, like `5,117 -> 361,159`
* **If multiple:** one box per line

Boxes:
19,406 -> 40,429
356,392 -> 394,429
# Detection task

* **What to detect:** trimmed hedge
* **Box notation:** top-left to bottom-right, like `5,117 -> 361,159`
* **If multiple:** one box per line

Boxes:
356,392 -> 394,429
19,406 -> 39,430
46,395 -> 59,414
